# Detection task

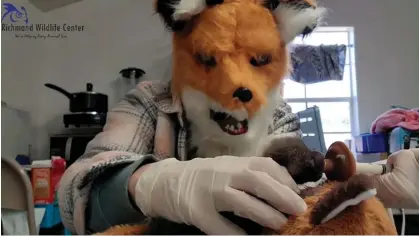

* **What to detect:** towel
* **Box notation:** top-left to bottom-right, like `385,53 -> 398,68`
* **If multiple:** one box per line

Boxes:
1,208 -> 46,235
371,108 -> 419,134
290,44 -> 347,84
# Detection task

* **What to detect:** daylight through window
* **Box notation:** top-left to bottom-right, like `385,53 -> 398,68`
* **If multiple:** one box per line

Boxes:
283,27 -> 358,148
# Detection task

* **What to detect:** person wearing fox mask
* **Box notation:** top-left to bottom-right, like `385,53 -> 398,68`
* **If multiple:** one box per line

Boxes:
58,0 -> 419,235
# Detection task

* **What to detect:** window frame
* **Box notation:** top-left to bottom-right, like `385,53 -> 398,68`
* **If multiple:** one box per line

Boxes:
283,27 -> 358,142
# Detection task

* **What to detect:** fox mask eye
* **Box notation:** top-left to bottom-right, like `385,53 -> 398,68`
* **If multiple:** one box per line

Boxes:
196,54 -> 217,68
250,54 -> 272,67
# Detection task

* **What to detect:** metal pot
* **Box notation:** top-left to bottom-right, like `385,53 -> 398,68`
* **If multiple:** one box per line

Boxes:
119,67 -> 145,79
45,83 -> 108,113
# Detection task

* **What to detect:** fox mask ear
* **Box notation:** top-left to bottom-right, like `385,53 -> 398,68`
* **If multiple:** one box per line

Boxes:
153,0 -> 224,32
153,0 -> 326,43
267,0 -> 327,43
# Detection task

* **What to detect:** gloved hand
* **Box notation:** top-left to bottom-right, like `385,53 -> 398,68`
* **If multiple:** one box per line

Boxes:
134,156 -> 307,235
374,148 -> 419,209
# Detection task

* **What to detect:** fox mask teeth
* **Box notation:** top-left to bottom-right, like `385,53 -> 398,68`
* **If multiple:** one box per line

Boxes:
210,109 -> 248,135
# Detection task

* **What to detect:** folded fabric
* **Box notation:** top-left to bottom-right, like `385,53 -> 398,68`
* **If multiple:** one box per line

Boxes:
371,108 -> 419,134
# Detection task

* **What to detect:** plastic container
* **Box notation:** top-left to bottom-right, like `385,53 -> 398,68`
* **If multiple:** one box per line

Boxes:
389,127 -> 419,153
355,133 -> 388,153
31,160 -> 53,204
356,152 -> 389,163
35,203 -> 62,229
31,157 -> 66,205
51,156 -> 66,194
64,228 -> 72,235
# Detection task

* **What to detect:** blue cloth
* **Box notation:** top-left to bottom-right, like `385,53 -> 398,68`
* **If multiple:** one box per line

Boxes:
290,44 -> 347,84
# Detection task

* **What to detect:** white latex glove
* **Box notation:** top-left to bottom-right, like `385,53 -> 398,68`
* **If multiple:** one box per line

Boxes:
134,156 -> 307,235
374,148 -> 419,209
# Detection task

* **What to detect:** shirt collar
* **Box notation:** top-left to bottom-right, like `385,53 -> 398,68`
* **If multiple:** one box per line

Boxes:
145,80 -> 189,128
166,81 -> 188,128
174,98 -> 186,128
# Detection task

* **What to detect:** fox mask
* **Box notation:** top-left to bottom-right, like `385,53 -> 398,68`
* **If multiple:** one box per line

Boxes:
154,0 -> 326,154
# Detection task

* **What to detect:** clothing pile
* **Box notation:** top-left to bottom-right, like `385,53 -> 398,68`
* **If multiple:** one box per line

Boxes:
371,107 -> 419,134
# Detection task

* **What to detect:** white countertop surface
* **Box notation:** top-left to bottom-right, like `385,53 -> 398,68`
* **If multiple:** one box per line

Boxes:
391,208 -> 419,215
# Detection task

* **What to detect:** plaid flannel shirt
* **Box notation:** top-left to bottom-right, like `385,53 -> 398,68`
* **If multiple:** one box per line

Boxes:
57,81 -> 301,234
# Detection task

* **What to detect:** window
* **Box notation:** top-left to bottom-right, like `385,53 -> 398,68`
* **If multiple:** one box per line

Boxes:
283,27 -> 358,148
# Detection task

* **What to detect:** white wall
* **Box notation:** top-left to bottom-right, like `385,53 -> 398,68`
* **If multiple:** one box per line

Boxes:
320,0 -> 419,133
2,0 -> 418,159
2,0 -> 172,159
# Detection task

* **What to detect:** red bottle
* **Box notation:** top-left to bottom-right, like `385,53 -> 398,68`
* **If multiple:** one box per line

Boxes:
51,156 -> 66,200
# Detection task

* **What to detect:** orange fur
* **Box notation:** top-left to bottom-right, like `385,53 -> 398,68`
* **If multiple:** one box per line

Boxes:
98,181 -> 397,235
171,1 -> 289,118
96,224 -> 149,235
278,182 -> 398,235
